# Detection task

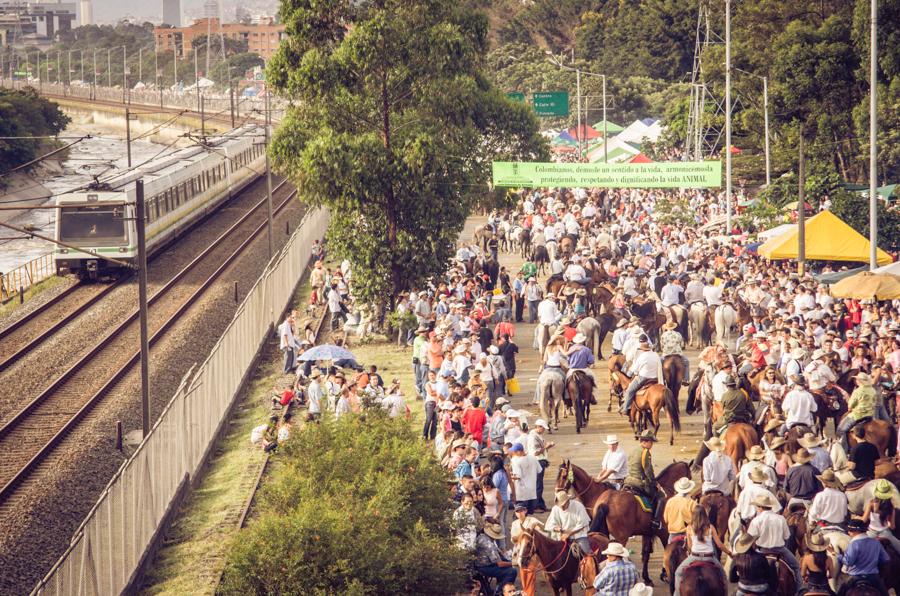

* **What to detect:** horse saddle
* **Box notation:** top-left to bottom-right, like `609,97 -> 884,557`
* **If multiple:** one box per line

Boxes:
635,377 -> 658,394
844,477 -> 869,491
813,388 -> 844,411
848,416 -> 873,433
622,490 -> 653,513
685,556 -> 719,571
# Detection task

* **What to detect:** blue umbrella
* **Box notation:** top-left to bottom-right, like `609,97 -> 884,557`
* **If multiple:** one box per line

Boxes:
299,344 -> 356,362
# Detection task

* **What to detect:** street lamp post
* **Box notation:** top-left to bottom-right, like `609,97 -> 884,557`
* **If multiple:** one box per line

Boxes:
869,0 -> 878,270
107,47 -> 112,88
725,0 -> 733,234
546,52 -> 608,163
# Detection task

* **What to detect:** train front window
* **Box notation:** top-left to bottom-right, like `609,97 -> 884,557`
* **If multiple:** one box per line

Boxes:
59,206 -> 127,246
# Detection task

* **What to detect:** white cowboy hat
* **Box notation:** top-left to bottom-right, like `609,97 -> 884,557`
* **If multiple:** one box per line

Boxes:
573,333 -> 587,344
674,477 -> 696,495
704,437 -> 725,452
506,409 -> 520,419
811,349 -> 827,360
751,493 -> 778,509
545,293 -> 556,300
603,434 -> 619,445
484,522 -> 504,540
629,584 -> 654,596
489,345 -> 499,355
535,419 -> 549,429
855,372 -> 874,386
555,490 -> 571,506
601,542 -> 630,558
790,347 -> 807,360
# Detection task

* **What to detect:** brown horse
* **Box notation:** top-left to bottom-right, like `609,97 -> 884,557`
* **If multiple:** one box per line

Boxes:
699,491 -> 734,540
609,369 -> 681,445
676,559 -> 728,595
662,354 -> 687,409
565,370 -> 592,434
766,554 -> 797,596
662,535 -> 687,593
813,388 -> 848,436
848,418 -> 898,458
517,529 -> 607,596
722,422 -> 760,470
607,353 -> 626,412
785,502 -> 809,554
555,460 -> 610,516
592,490 -> 668,585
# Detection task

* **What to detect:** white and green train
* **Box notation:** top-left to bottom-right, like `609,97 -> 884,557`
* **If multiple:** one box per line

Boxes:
54,124 -> 267,278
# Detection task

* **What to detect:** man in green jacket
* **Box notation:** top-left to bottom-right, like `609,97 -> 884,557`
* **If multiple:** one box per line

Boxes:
837,372 -> 876,450
624,429 -> 664,529
713,376 -> 755,433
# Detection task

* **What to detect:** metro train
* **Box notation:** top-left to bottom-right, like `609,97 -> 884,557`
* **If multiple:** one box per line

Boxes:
54,124 -> 267,278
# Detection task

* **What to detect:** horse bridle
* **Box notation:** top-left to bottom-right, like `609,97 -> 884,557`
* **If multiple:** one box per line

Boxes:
562,464 -> 595,499
520,530 -> 573,575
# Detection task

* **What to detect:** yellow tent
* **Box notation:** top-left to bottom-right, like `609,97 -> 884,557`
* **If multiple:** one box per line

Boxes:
758,209 -> 893,265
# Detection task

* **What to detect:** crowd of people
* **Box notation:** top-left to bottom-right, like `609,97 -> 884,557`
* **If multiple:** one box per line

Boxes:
252,173 -> 900,596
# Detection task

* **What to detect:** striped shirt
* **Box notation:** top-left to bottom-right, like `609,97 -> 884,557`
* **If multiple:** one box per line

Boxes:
592,559 -> 638,595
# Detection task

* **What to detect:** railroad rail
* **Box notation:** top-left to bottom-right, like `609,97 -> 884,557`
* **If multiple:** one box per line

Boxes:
0,181 -> 297,505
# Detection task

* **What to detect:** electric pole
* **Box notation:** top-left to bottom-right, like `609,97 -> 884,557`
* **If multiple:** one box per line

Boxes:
264,88 -> 274,258
724,0 -> 733,234
869,0 -> 878,270
798,131 -> 806,275
135,180 -> 151,438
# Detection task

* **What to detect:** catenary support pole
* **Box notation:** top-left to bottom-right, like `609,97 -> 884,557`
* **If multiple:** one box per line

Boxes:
724,0 -> 732,234
136,180 -> 151,438
763,76 -> 771,186
264,89 -> 274,258
798,131 -> 806,275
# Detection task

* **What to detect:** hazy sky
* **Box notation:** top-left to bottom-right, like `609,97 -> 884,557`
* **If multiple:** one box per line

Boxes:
88,0 -> 278,24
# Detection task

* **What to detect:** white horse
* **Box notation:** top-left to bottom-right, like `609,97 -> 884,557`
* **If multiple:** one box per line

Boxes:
714,303 -> 738,351
831,441 -> 900,514
575,316 -> 603,359
688,302 -> 711,348
536,367 -> 565,431
533,324 -> 556,357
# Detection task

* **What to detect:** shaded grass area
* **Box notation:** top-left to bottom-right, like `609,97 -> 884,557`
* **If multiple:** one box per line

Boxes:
0,274 -> 67,318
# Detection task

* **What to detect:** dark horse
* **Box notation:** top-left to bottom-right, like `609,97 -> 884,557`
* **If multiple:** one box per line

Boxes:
674,559 -> 728,596
532,244 -> 549,276
588,462 -> 692,585
566,370 -> 592,433
517,529 -> 608,596
662,354 -> 686,409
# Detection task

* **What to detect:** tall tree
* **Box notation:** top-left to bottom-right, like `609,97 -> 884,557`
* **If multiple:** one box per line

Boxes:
267,0 -> 546,308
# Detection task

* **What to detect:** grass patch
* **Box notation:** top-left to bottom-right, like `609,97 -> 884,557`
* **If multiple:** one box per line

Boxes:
0,274 -> 68,318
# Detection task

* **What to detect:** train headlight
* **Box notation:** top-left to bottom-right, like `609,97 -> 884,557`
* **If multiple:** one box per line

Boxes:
60,248 -> 68,254
119,247 -> 127,253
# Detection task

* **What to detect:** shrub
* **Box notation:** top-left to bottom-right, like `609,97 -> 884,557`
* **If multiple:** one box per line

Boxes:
219,413 -> 467,595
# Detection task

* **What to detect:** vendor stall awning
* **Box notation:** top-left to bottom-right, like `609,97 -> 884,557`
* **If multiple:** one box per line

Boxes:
758,210 -> 892,265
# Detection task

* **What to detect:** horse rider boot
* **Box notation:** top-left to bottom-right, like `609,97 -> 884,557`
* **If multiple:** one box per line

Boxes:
624,430 -> 663,530
620,340 -> 661,415
566,334 -> 597,404
837,372 -> 877,452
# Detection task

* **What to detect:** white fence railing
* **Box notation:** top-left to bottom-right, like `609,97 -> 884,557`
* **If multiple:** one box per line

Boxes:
0,79 -> 286,122
32,207 -> 329,596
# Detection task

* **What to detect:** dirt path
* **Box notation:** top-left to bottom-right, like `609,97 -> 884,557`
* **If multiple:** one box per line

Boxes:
461,217 -> 708,594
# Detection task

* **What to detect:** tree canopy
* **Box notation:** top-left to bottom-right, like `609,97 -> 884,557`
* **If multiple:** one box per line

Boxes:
267,0 -> 547,307
0,88 -> 70,176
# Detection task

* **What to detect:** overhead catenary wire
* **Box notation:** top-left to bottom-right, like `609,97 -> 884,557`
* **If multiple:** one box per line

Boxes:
0,136 -> 91,179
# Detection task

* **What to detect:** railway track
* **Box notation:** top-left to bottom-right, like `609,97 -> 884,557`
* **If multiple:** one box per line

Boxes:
0,181 -> 297,505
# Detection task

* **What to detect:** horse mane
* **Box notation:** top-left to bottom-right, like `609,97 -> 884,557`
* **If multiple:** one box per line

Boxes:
657,461 -> 691,480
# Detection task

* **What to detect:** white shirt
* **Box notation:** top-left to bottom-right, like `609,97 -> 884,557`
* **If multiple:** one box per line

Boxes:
660,284 -> 683,307
612,327 -> 629,352
737,483 -> 781,520
685,281 -> 705,303
525,429 -> 548,461
545,499 -> 591,540
550,259 -> 565,275
747,509 -> 790,548
601,448 -> 628,480
382,393 -> 406,418
804,360 -> 836,391
564,264 -> 587,282
703,285 -> 724,306
738,461 -> 777,490
702,451 -> 735,494
782,388 -> 818,427
807,487 -> 848,525
327,288 -> 343,313
278,319 -> 299,350
630,350 -> 661,379
537,299 -> 562,326
307,380 -> 323,414
511,454 -> 541,501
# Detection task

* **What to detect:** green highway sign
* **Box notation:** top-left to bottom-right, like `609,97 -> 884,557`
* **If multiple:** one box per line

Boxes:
532,91 -> 569,117
506,91 -> 525,103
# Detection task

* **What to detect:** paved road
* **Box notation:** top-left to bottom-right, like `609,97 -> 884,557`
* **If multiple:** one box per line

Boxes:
461,217 -> 708,594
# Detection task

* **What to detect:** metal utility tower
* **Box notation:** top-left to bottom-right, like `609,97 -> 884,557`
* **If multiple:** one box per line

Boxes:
684,0 -> 727,161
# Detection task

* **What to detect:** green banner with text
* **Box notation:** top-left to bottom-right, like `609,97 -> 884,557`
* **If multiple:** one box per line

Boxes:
492,161 -> 722,188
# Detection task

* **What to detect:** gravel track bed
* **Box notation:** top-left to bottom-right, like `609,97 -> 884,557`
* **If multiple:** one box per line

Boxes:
0,194 -> 306,595
0,276 -> 79,331
0,177 -> 288,425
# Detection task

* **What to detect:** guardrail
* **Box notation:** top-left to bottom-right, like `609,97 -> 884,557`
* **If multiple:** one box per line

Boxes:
0,79 -> 286,122
1,252 -> 55,302
31,206 -> 329,596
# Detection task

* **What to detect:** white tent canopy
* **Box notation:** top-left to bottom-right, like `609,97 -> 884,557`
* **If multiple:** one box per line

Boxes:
757,223 -> 796,241
618,119 -> 662,144
873,260 -> 900,276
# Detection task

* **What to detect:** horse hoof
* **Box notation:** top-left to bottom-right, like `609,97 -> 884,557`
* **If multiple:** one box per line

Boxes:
643,579 -> 654,587
607,405 -> 612,412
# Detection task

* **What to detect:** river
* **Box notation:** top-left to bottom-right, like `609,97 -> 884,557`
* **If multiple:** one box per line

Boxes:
0,124 -> 175,273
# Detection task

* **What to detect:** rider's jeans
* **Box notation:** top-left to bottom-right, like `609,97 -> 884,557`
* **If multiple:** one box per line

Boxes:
623,375 -> 655,411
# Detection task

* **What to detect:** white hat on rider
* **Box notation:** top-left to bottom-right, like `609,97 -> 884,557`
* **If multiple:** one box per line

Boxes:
630,327 -> 644,337
674,477 -> 696,495
855,372 -> 873,386
754,331 -> 767,339
545,293 -> 556,300
603,434 -> 619,445
573,333 -> 587,344
601,542 -> 630,558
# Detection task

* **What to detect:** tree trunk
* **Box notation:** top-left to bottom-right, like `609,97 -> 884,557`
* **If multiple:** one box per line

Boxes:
833,130 -> 849,182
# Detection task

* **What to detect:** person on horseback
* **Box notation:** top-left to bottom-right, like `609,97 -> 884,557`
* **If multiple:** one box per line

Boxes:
781,376 -> 818,435
700,436 -> 736,495
563,255 -> 587,284
619,341 -> 661,416
835,518 -> 890,596
611,318 -> 630,356
713,375 -> 755,434
807,468 -> 848,528
737,445 -> 778,491
673,504 -> 730,595
624,429 -> 664,530
737,468 -> 782,522
545,490 -> 592,558
659,321 -> 690,385
837,372 -> 876,451
785,448 -> 821,509
729,534 -> 778,596
861,479 -> 900,558
595,434 -> 628,489
746,493 -> 804,592
565,333 -> 596,402
663,477 -> 697,540
739,331 -> 771,379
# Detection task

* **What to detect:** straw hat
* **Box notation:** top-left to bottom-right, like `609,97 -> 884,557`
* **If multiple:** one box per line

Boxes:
604,434 -> 620,445
769,437 -> 787,451
751,493 -> 778,509
734,534 -> 757,555
816,469 -> 841,488
798,432 -> 823,449
749,467 -> 768,484
807,532 -> 828,552
555,490 -> 571,506
484,521 -> 504,540
793,448 -> 813,464
855,372 -> 874,386
663,321 -> 678,331
704,437 -> 725,452
763,418 -> 784,433
601,542 -> 630,558
874,478 -> 893,500
790,347 -> 807,360
637,429 -> 658,442
747,445 -> 766,461
674,477 -> 696,495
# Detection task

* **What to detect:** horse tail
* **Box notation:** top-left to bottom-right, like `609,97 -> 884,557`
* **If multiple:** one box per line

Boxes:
676,306 -> 689,340
665,386 -> 681,431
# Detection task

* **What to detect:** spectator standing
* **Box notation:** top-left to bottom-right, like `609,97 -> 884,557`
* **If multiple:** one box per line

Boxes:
509,442 -> 540,514
278,314 -> 300,374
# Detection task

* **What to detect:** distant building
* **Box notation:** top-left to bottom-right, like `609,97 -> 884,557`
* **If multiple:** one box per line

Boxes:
234,6 -> 250,24
78,0 -> 91,25
0,1 -> 77,49
161,0 -> 180,27
154,17 -> 285,60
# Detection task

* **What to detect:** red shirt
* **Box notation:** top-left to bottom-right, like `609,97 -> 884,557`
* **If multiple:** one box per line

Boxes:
562,325 -> 577,342
494,321 -> 515,339
462,407 -> 487,443
279,389 -> 295,406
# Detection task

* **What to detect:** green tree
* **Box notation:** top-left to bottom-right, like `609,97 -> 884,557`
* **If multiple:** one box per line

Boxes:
0,88 -> 71,175
267,0 -> 546,308
220,413 -> 467,595
830,188 -> 900,252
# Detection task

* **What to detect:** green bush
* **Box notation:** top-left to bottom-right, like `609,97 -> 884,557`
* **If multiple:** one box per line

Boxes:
219,413 -> 467,595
